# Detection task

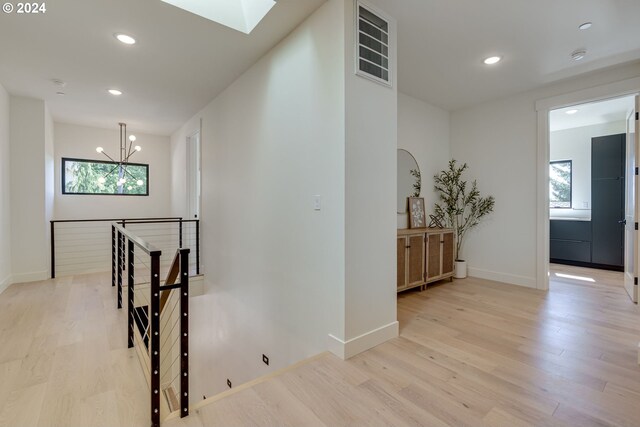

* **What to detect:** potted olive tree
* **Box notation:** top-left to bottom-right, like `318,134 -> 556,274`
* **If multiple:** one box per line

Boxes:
434,160 -> 495,279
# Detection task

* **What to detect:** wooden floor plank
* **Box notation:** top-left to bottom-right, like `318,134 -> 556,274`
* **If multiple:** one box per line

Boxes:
0,273 -> 148,427
1,265 -> 639,427
167,264 -> 639,427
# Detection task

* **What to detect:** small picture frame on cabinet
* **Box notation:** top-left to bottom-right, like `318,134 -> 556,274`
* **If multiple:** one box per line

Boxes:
408,197 -> 426,228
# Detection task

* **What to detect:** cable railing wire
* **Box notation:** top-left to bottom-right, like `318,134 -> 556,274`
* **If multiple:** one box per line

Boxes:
50,217 -> 199,279
111,222 -> 190,427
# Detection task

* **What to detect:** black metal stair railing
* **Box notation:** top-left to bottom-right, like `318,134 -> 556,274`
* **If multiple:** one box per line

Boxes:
112,222 -> 189,427
50,217 -> 200,279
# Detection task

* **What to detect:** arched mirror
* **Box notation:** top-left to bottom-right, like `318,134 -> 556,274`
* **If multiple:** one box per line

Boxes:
397,149 -> 421,213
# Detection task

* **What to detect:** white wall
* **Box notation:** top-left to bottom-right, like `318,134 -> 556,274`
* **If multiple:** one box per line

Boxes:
54,123 -> 171,219
450,61 -> 640,288
550,120 -> 626,220
171,0 -> 347,399
0,84 -> 10,292
44,106 -> 54,274
10,96 -> 48,283
339,0 -> 398,356
397,92 -> 450,228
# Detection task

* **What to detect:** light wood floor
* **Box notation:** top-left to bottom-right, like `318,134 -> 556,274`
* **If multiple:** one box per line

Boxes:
167,265 -> 640,427
1,266 -> 639,427
0,273 -> 149,427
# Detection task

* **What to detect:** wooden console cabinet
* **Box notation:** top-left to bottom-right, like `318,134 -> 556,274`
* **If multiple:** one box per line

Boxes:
397,228 -> 454,292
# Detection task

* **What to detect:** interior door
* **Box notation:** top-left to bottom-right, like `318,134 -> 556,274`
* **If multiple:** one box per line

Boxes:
184,131 -> 201,273
624,96 -> 639,303
187,131 -> 201,220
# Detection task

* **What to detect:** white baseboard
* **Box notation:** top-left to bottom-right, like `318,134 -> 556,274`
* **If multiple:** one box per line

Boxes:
0,275 -> 11,295
328,321 -> 399,360
467,267 -> 537,289
11,271 -> 48,285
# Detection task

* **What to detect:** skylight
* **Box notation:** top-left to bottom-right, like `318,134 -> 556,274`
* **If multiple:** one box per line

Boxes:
161,0 -> 276,34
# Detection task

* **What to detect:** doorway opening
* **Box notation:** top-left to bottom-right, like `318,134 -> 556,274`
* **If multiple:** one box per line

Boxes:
547,95 -> 638,303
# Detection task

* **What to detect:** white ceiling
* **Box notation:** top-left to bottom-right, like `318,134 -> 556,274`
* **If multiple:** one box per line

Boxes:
550,96 -> 636,132
0,0 -> 324,135
1,0 -> 640,136
370,0 -> 640,111
159,0 -> 277,34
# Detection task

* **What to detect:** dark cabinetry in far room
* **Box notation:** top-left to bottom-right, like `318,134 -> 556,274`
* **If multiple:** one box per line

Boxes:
550,220 -> 591,263
550,133 -> 625,271
591,134 -> 625,268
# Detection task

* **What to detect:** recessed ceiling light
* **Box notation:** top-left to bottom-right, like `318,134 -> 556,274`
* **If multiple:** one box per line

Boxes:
108,89 -> 123,96
578,22 -> 592,30
483,56 -> 502,65
114,33 -> 136,45
571,49 -> 587,61
566,109 -> 579,115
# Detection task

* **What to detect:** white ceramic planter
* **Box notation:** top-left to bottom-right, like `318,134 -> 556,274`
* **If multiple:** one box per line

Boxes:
454,260 -> 467,279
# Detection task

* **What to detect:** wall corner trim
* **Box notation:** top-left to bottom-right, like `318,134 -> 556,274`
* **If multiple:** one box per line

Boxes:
328,321 -> 399,360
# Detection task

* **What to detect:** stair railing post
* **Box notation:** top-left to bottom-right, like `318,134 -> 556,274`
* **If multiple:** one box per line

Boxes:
127,240 -> 135,349
50,221 -> 56,279
150,251 -> 161,427
195,220 -> 200,275
179,218 -> 183,248
117,230 -> 123,309
111,225 -> 116,287
180,248 -> 190,418
120,220 -> 126,308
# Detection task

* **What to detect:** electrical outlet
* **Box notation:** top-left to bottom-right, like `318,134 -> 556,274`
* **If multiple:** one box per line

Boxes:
262,354 -> 269,366
226,379 -> 232,388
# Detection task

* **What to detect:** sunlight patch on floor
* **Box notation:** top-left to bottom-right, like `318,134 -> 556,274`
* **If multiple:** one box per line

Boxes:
554,272 -> 595,283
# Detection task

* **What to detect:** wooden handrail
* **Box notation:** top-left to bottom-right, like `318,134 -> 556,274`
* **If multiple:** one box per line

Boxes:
160,250 -> 181,314
113,223 -> 161,257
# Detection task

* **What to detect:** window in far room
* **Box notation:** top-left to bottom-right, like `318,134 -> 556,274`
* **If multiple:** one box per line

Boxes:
62,157 -> 149,196
549,160 -> 572,208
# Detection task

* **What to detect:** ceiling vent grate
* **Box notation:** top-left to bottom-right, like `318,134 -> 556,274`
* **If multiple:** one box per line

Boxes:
356,1 -> 391,86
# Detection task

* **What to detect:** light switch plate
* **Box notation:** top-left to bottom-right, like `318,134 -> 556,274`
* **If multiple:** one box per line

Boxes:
313,195 -> 321,211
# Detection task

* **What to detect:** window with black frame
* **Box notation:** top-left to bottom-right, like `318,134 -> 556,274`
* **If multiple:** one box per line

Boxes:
62,157 -> 149,196
549,160 -> 572,208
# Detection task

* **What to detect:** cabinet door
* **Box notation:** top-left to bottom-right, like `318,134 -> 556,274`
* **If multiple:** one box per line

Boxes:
442,231 -> 454,275
426,233 -> 442,280
592,179 -> 624,266
407,234 -> 425,288
592,134 -> 625,267
397,237 -> 407,290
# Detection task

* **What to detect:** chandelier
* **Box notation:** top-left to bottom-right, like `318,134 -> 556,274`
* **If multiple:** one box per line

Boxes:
95,123 -> 144,189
